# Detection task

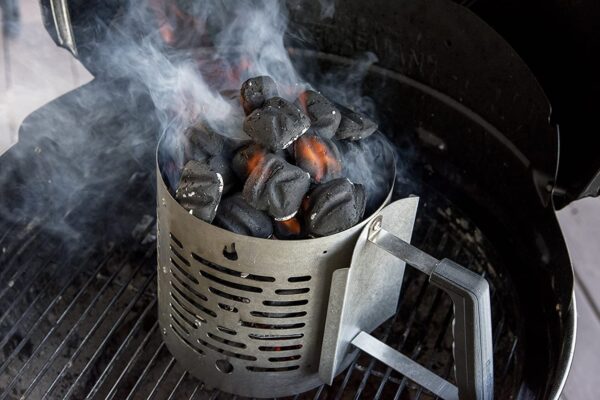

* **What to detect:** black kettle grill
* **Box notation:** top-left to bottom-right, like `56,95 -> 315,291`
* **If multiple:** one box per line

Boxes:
1,0 -> 598,398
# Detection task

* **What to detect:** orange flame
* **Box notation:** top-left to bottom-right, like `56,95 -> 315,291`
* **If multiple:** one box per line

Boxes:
295,135 -> 341,183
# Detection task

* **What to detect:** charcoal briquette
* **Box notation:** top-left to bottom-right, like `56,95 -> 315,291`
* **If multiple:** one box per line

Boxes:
240,76 -> 279,115
175,160 -> 223,223
243,154 -> 310,220
296,90 -> 341,139
231,143 -> 268,180
335,105 -> 378,141
243,97 -> 311,151
304,178 -> 366,236
214,194 -> 273,238
293,132 -> 342,183
184,120 -> 225,156
208,155 -> 236,194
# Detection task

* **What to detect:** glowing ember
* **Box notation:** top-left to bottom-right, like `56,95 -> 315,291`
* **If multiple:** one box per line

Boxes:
294,133 -> 342,183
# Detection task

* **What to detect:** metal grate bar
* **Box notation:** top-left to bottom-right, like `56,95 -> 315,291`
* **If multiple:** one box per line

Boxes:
55,268 -> 157,399
187,384 -> 202,400
105,320 -> 159,400
148,357 -> 177,400
37,256 -> 154,399
0,249 -> 52,306
84,297 -> 158,399
166,371 -> 189,400
1,252 -> 132,399
0,257 -> 63,348
0,249 -> 114,380
124,341 -> 167,400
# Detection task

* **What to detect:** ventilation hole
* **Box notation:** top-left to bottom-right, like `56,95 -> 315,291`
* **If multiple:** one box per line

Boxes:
445,39 -> 453,48
170,313 -> 190,335
171,285 -> 217,318
322,250 -> 328,254
170,247 -> 191,266
250,311 -> 307,318
170,258 -> 199,284
215,359 -> 234,374
197,338 -> 257,361
288,276 -> 311,283
170,303 -> 199,329
200,270 -> 262,293
172,273 -> 208,301
170,233 -> 183,249
170,292 -> 207,324
247,366 -> 300,372
269,355 -> 302,362
218,303 -> 238,313
275,288 -> 309,295
209,287 -> 250,303
222,243 -> 238,261
170,324 -> 204,356
263,300 -> 309,307
217,326 -> 237,336
248,333 -> 304,341
207,332 -> 246,349
240,321 -> 305,330
193,253 -> 274,282
259,345 -> 303,351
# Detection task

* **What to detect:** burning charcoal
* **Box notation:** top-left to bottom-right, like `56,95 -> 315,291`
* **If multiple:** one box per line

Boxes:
335,105 -> 378,141
296,90 -> 341,139
214,194 -> 273,238
176,161 -> 223,223
304,178 -> 366,236
243,154 -> 310,220
240,76 -> 279,115
274,216 -> 306,240
293,133 -> 342,183
231,143 -> 268,180
184,120 -> 226,157
243,97 -> 311,151
208,156 -> 236,194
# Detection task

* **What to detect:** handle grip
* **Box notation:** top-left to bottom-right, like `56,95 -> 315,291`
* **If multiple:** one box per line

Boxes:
366,216 -> 494,400
431,259 -> 494,400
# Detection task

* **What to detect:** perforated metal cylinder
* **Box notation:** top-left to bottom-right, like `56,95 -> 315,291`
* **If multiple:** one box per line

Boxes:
156,161 -> 391,398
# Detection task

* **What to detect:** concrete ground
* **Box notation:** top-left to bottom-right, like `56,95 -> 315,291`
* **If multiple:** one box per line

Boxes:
1,1 -> 599,399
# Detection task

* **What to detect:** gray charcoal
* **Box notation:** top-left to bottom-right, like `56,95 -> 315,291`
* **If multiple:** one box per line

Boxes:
184,120 -> 225,156
296,90 -> 341,139
304,178 -> 366,236
335,104 -> 378,141
175,160 -> 224,223
208,156 -> 236,194
243,154 -> 310,220
293,132 -> 342,183
231,143 -> 268,180
240,76 -> 279,115
214,194 -> 273,238
243,97 -> 311,151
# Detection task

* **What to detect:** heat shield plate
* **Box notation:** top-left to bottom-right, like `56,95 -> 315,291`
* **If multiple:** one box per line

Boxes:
319,197 -> 419,384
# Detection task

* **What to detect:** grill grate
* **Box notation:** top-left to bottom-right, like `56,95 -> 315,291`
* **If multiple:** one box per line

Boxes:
0,184 -> 521,399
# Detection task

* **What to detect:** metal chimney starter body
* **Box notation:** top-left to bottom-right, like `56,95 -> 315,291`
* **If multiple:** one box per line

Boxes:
156,135 -> 493,399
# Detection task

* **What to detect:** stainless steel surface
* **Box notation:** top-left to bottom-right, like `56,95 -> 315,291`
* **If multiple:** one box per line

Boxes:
49,0 -> 77,56
319,197 -> 419,384
156,137 -> 395,397
352,331 -> 459,400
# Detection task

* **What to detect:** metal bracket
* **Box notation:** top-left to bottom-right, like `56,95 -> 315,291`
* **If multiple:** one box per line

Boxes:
49,0 -> 77,56
367,216 -> 494,400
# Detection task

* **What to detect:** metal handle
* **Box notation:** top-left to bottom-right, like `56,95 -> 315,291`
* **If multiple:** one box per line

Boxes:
363,215 -> 494,400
